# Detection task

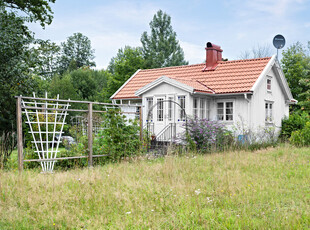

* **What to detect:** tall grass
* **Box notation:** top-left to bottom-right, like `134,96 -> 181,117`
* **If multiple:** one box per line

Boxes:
0,145 -> 309,229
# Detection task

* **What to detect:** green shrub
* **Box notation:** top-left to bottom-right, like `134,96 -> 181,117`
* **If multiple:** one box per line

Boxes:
95,109 -> 142,162
183,117 -> 234,153
280,112 -> 309,140
290,121 -> 310,146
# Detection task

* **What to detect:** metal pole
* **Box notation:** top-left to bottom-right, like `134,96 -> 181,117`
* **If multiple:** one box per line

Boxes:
17,96 -> 23,172
87,103 -> 93,167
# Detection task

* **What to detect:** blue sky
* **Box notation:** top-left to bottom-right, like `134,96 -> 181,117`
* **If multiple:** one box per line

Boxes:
29,0 -> 310,69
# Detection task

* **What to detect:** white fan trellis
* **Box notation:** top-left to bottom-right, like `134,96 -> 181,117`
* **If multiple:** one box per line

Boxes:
22,93 -> 70,172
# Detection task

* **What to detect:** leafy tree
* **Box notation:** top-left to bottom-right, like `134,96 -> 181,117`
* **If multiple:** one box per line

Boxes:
107,46 -> 144,98
2,0 -> 56,27
281,42 -> 310,112
58,33 -> 96,74
49,74 -> 77,100
141,10 -> 188,69
0,6 -> 36,132
49,68 -> 110,102
70,68 -> 97,99
33,39 -> 60,79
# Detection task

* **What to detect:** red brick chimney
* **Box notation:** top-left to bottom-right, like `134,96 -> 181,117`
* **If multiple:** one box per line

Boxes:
203,42 -> 223,71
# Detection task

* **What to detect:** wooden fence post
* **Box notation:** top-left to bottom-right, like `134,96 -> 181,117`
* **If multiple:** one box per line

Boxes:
87,103 -> 93,167
139,106 -> 143,142
17,96 -> 23,172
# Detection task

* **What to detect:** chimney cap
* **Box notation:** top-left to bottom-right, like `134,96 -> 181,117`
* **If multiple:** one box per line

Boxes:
206,42 -> 222,51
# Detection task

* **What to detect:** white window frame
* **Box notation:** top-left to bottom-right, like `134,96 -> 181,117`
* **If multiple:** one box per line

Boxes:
146,97 -> 153,121
157,98 -> 164,122
217,100 -> 234,122
168,96 -> 174,121
193,97 -> 199,118
200,98 -> 205,119
178,95 -> 186,121
265,101 -> 274,123
267,77 -> 272,92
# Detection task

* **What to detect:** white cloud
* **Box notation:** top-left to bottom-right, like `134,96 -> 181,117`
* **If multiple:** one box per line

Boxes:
179,41 -> 205,64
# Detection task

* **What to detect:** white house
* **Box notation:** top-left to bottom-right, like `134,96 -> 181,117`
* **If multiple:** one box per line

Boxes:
111,42 -> 296,140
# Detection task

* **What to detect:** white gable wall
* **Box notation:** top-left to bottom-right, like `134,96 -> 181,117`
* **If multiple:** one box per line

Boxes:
250,64 -> 289,133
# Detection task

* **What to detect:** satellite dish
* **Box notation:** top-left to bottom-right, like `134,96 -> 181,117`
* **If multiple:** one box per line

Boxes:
273,34 -> 285,49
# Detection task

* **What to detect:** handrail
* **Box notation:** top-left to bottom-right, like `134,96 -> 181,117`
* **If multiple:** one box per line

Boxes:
156,123 -> 176,142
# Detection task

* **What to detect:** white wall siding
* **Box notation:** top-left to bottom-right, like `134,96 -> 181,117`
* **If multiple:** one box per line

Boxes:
250,64 -> 288,134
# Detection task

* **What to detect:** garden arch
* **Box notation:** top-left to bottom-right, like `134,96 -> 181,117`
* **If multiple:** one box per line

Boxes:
146,99 -> 188,149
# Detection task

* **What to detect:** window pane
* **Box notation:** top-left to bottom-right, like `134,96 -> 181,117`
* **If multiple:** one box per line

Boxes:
193,98 -> 198,118
200,99 -> 205,119
267,79 -> 271,90
226,102 -> 233,121
157,98 -> 163,121
147,98 -> 153,120
226,114 -> 233,120
168,97 -> 173,121
179,96 -> 185,120
217,102 -> 224,120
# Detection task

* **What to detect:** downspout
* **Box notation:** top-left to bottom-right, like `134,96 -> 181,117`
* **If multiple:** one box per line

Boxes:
244,93 -> 251,129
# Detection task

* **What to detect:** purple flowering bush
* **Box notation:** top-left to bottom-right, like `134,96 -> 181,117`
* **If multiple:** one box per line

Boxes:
183,117 -> 233,151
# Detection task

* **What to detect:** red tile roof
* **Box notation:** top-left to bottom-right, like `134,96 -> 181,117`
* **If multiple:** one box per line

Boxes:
112,57 -> 272,99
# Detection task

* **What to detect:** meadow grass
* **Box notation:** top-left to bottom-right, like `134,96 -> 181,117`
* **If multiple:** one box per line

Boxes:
0,145 -> 309,229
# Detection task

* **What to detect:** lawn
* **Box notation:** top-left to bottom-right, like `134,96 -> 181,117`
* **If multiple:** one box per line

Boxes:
0,145 -> 309,229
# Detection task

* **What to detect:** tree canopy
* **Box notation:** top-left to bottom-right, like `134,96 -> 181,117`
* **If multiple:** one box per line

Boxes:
58,32 -> 96,74
2,0 -> 56,27
281,42 -> 310,112
141,10 -> 188,69
0,6 -> 36,131
107,46 -> 144,98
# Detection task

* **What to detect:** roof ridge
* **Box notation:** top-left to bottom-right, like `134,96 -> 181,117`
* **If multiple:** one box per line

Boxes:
219,56 -> 272,64
140,63 -> 205,72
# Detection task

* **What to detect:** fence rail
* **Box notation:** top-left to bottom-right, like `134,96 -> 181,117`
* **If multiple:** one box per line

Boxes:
16,95 -> 143,172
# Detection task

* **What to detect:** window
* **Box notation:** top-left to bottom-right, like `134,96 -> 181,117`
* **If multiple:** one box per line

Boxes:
200,99 -> 205,119
217,102 -> 224,120
178,96 -> 186,121
265,102 -> 273,122
146,97 -> 153,121
226,102 -> 233,120
217,102 -> 234,121
135,106 -> 140,120
205,100 -> 210,120
168,96 -> 173,121
193,98 -> 198,118
267,78 -> 271,91
157,98 -> 164,121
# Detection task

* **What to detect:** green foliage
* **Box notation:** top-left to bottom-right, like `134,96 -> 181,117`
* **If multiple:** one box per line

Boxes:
280,112 -> 310,140
290,122 -> 310,146
2,0 -> 56,27
33,39 -> 61,79
48,68 -> 110,102
95,109 -> 142,162
107,46 -> 144,98
141,10 -> 188,69
281,42 -> 310,112
49,74 -> 78,100
0,6 -> 36,133
58,33 -> 96,74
